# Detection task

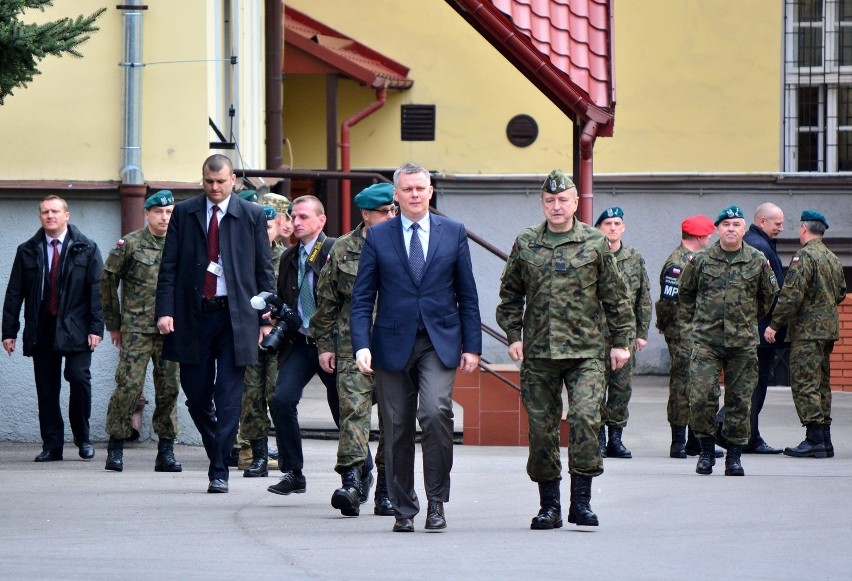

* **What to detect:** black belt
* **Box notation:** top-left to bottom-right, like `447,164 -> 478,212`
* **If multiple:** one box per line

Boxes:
201,296 -> 229,312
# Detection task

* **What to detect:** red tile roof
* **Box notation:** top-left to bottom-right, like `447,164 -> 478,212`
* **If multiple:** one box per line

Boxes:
283,6 -> 413,90
446,0 -> 615,136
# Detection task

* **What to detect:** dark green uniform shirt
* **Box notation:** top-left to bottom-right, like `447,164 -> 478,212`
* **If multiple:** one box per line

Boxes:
497,220 -> 635,359
770,238 -> 846,341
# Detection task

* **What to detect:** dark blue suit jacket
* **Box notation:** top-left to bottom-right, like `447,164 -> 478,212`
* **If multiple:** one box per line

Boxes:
350,213 -> 482,372
744,224 -> 788,347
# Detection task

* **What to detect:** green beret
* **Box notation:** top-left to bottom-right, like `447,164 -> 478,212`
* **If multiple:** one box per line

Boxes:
262,193 -> 291,216
541,169 -> 575,194
354,183 -> 394,210
238,189 -> 258,203
801,209 -> 829,228
144,190 -> 174,209
595,206 -> 624,227
262,205 -> 277,220
714,205 -> 745,225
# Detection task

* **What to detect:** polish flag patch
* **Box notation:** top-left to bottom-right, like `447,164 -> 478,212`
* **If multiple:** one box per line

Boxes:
672,267 -> 681,275
792,256 -> 800,263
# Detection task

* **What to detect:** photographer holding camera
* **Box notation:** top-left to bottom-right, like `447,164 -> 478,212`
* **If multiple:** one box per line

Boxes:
266,195 -> 339,497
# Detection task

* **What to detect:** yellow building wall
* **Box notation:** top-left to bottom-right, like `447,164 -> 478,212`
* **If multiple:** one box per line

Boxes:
285,0 -> 783,175
0,1 -> 210,183
596,0 -> 783,173
284,0 -> 574,174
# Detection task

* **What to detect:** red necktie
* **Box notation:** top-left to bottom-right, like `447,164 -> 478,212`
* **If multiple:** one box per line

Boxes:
48,239 -> 61,316
203,205 -> 220,300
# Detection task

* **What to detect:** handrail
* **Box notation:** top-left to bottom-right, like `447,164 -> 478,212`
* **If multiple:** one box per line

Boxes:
479,357 -> 520,392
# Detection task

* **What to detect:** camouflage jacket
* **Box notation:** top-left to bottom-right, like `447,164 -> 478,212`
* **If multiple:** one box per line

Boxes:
496,220 -> 635,359
271,242 -> 285,280
769,238 -> 847,341
608,243 -> 652,341
677,241 -> 778,349
101,228 -> 164,333
655,244 -> 696,341
310,223 -> 366,357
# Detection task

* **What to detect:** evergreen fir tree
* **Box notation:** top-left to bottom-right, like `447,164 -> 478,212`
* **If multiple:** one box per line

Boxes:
0,1 -> 106,104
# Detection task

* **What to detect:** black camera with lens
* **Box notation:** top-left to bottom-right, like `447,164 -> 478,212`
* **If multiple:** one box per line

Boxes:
251,292 -> 302,353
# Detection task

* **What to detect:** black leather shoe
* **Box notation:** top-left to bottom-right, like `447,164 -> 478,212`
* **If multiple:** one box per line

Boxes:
424,501 -> 446,531
78,442 -> 95,460
392,517 -> 414,533
743,441 -> 783,454
207,479 -> 229,493
267,471 -> 306,495
34,449 -> 63,462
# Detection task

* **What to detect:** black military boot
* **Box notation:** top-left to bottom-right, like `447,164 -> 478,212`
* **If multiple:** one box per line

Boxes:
598,426 -> 607,458
784,423 -> 828,458
154,439 -> 182,472
823,424 -> 834,458
359,466 -> 374,505
530,479 -> 562,530
105,437 -> 124,472
567,474 -> 598,526
331,465 -> 362,516
243,439 -> 268,477
606,426 -> 632,459
724,444 -> 745,476
687,426 -> 724,458
695,437 -> 716,475
670,425 -> 687,458
373,468 -> 394,516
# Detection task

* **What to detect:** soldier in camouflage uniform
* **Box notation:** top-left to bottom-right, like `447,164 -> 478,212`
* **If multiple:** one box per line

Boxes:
263,193 -> 293,248
678,205 -> 777,477
654,215 -> 720,458
765,209 -> 847,458
594,207 -> 651,459
496,170 -> 634,531
238,205 -> 286,477
311,183 -> 396,517
102,190 -> 181,472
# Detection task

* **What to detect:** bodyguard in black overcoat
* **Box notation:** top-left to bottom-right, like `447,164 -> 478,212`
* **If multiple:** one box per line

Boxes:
156,154 -> 274,493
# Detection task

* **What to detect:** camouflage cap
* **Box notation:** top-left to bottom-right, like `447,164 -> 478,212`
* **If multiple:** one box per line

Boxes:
354,182 -> 394,210
262,193 -> 291,216
594,206 -> 624,227
262,205 -> 277,220
714,205 -> 745,225
144,190 -> 174,209
541,169 -> 575,194
801,208 -> 829,228
238,189 -> 258,203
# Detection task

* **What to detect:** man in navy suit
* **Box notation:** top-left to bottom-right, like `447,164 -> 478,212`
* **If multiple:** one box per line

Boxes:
351,162 -> 482,533
156,154 -> 275,493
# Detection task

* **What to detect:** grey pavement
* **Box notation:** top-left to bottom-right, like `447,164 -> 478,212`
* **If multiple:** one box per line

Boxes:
1,376 -> 851,580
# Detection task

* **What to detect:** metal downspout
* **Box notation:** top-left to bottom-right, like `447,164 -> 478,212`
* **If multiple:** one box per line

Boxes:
578,120 -> 599,225
118,1 -> 146,235
265,0 -> 284,170
340,88 -> 386,233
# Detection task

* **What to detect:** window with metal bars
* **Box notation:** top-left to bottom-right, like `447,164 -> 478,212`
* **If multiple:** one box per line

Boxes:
784,0 -> 852,171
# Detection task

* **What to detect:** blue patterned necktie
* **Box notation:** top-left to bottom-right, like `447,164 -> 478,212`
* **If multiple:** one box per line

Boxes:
409,222 -> 425,285
298,245 -> 316,327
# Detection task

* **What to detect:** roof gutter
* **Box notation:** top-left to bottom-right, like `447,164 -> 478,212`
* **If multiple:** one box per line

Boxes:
340,87 -> 386,232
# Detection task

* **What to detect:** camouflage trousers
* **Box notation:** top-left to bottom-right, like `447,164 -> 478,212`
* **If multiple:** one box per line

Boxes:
601,344 -> 635,428
105,331 -> 179,440
239,348 -> 277,441
521,357 -> 605,481
665,337 -> 691,427
790,339 -> 834,426
688,343 -> 757,446
336,357 -> 384,473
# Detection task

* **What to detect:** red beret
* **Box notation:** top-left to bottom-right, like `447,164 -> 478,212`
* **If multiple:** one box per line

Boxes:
681,215 -> 715,236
